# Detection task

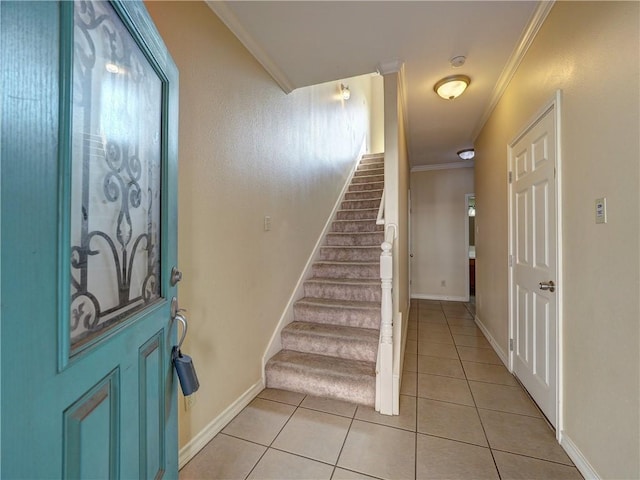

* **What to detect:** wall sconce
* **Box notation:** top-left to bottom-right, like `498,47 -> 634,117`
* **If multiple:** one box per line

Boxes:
340,84 -> 351,100
457,148 -> 475,160
434,75 -> 470,100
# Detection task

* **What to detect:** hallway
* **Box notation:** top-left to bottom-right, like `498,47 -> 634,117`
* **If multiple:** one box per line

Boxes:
179,300 -> 582,479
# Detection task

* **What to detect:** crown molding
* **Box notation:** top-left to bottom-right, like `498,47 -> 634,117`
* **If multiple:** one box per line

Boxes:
206,1 -> 295,94
377,60 -> 404,75
411,160 -> 474,172
471,0 -> 555,140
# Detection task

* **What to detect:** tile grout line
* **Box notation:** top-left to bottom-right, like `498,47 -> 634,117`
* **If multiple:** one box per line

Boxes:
242,394 -> 308,480
445,305 -> 504,480
331,409 -> 357,478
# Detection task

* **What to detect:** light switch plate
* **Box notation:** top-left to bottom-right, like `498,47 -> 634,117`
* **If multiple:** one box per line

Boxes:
264,215 -> 272,231
595,198 -> 607,224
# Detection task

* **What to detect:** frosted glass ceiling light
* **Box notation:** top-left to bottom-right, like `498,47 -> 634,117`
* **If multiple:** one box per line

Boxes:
434,75 -> 470,100
457,149 -> 475,160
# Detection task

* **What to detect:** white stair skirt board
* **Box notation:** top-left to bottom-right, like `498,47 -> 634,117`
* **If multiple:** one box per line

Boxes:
264,145 -> 387,408
178,379 -> 264,470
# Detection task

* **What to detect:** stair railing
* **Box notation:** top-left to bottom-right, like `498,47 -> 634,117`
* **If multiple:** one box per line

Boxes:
376,222 -> 396,415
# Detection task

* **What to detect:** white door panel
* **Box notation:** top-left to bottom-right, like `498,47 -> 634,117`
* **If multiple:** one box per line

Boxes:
510,104 -> 558,427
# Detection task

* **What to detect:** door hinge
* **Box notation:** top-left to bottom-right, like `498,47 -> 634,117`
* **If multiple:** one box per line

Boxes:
508,254 -> 513,267
508,171 -> 513,183
509,339 -> 514,351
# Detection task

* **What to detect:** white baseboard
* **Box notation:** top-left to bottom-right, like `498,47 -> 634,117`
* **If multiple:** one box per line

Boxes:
261,140 -> 369,374
474,314 -> 509,368
411,293 -> 469,302
559,432 -> 600,479
178,379 -> 264,469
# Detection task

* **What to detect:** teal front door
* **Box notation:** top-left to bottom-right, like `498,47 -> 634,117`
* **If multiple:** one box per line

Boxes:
1,1 -> 180,478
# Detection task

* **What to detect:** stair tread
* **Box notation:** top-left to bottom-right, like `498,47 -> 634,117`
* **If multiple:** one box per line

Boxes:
284,321 -> 379,340
337,207 -> 379,212
306,277 -> 380,286
326,231 -> 383,236
296,297 -> 380,310
267,350 -> 376,377
333,218 -> 379,223
321,245 -> 380,249
314,260 -> 379,266
349,182 -> 384,187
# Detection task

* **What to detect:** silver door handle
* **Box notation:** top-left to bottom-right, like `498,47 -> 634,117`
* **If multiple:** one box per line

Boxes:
539,280 -> 555,292
173,313 -> 188,350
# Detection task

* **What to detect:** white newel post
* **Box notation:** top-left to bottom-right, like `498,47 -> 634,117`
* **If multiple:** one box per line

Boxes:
378,227 -> 395,415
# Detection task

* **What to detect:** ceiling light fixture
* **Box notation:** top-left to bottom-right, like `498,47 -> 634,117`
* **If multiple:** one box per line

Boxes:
340,84 -> 351,100
434,75 -> 471,100
457,148 -> 475,160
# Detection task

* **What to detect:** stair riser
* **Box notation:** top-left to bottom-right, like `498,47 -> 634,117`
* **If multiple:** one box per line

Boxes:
348,182 -> 384,192
304,282 -> 381,302
312,263 -> 378,279
293,303 -> 380,329
319,247 -> 380,262
354,168 -> 384,177
325,233 -> 384,246
360,156 -> 384,165
281,331 -> 377,362
344,190 -> 383,201
341,200 -> 380,210
265,367 -> 375,406
336,209 -> 377,221
331,221 -> 383,233
357,165 -> 384,174
351,174 -> 384,184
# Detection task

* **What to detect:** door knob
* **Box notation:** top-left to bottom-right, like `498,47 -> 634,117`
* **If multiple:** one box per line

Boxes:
539,280 -> 555,292
170,266 -> 183,286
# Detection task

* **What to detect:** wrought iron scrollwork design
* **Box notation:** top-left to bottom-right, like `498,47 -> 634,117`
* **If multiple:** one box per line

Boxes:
69,0 -> 161,346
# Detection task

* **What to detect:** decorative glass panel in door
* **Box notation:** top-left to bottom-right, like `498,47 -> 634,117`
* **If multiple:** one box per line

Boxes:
70,0 -> 162,351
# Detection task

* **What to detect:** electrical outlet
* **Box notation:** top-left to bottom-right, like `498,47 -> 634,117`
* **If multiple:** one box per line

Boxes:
264,215 -> 271,231
184,393 -> 197,411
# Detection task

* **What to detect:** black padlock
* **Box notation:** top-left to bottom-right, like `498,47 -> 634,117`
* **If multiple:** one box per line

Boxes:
172,313 -> 200,396
172,346 -> 200,396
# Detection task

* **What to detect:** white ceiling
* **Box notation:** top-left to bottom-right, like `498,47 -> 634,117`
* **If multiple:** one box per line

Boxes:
208,1 -> 547,167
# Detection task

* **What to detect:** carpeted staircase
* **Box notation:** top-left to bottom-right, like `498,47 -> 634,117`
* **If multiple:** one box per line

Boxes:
265,154 -> 384,406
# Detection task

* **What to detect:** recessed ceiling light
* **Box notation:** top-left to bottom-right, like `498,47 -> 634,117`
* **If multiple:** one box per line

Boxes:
434,75 -> 471,100
457,149 -> 475,160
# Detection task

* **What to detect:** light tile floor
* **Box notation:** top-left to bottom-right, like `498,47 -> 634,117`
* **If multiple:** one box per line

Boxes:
180,300 -> 583,480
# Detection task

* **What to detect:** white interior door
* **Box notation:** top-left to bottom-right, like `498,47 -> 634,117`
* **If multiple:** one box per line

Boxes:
509,102 -> 559,427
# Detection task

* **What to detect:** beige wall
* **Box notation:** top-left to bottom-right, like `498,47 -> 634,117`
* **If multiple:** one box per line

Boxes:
411,168 -> 474,300
146,1 -> 376,449
475,2 -> 639,477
